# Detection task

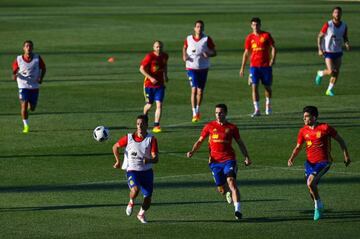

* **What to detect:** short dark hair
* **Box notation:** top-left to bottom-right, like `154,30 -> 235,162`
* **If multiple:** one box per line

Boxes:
332,6 -> 342,12
303,106 -> 318,118
195,20 -> 204,26
137,114 -> 149,124
23,40 -> 33,47
251,17 -> 261,24
216,103 -> 228,114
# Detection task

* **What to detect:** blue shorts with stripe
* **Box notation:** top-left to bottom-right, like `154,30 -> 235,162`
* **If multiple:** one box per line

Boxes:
209,160 -> 237,186
19,88 -> 39,106
304,160 -> 330,181
249,67 -> 272,86
144,87 -> 165,104
187,69 -> 208,89
127,169 -> 154,197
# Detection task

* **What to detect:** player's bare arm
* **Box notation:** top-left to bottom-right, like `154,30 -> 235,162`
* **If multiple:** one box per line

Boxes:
333,134 -> 351,167
144,152 -> 159,164
235,137 -> 251,166
288,143 -> 302,167
203,48 -> 217,58
39,68 -> 46,84
139,65 -> 157,84
269,45 -> 277,66
182,46 -> 188,62
317,32 -> 325,56
187,136 -> 204,158
112,142 -> 122,168
240,49 -> 249,77
344,29 -> 350,51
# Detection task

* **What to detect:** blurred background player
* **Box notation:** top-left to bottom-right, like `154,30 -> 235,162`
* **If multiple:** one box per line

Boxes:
112,114 -> 159,224
140,40 -> 169,133
288,106 -> 351,221
315,6 -> 350,96
12,40 -> 46,133
240,17 -> 276,117
183,20 -> 216,123
186,104 -> 251,220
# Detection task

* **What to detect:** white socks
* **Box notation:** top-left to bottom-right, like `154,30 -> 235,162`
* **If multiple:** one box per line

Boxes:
139,207 -> 146,215
234,202 -> 241,212
192,105 -> 200,116
253,101 -> 259,112
314,199 -> 323,209
317,70 -> 324,77
327,83 -> 334,91
23,119 -> 29,126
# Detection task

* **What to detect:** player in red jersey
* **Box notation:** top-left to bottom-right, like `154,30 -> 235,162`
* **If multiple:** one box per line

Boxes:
288,106 -> 351,221
240,17 -> 276,117
12,40 -> 46,133
140,40 -> 169,133
187,104 -> 251,220
112,114 -> 159,224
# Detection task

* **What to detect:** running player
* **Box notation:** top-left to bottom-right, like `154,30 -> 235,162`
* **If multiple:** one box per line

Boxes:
240,17 -> 276,117
112,114 -> 159,224
288,106 -> 351,220
315,6 -> 350,96
186,104 -> 251,220
140,40 -> 169,133
183,20 -> 216,123
12,40 -> 46,133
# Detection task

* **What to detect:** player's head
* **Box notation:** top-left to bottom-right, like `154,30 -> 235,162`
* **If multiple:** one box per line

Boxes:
23,40 -> 34,55
153,40 -> 164,55
136,114 -> 149,133
194,20 -> 205,35
303,106 -> 318,126
332,6 -> 342,21
215,104 -> 227,123
250,17 -> 261,32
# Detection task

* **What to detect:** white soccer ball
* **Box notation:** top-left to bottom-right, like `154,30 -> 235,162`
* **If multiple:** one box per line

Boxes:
93,126 -> 110,142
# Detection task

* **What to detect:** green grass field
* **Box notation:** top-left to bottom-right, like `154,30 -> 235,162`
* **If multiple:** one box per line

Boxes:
1,0 -> 360,238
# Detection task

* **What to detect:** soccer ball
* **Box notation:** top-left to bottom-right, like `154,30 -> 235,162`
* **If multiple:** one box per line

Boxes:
93,126 -> 109,142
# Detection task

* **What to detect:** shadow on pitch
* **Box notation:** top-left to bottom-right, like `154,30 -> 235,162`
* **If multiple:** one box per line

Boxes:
1,177 -> 360,194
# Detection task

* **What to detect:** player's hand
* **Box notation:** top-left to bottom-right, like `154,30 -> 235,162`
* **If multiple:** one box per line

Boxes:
149,77 -> 158,84
202,52 -> 209,58
38,78 -> 43,84
318,49 -> 324,56
186,151 -> 193,158
239,69 -> 244,78
244,158 -> 252,166
344,158 -> 351,167
287,159 -> 294,167
345,43 -> 351,51
113,161 -> 121,169
269,59 -> 275,66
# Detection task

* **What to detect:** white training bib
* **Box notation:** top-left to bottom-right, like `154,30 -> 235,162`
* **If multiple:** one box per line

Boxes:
122,133 -> 153,171
185,35 -> 210,70
322,20 -> 347,53
16,54 -> 41,89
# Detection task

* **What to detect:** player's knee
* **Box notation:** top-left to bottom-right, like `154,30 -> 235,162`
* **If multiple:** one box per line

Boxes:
331,69 -> 338,77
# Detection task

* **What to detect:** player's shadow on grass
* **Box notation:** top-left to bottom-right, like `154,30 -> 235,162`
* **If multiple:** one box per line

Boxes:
0,152 -> 113,159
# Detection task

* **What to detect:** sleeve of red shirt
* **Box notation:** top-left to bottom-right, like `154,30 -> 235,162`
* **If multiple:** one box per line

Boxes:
321,22 -> 329,34
184,39 -> 188,49
268,33 -> 275,46
140,53 -> 151,67
39,56 -> 46,71
207,36 -> 215,49
12,59 -> 19,75
244,35 -> 251,50
232,125 -> 241,141
117,135 -> 128,148
151,137 -> 158,154
200,124 -> 210,139
296,129 -> 304,145
327,125 -> 338,138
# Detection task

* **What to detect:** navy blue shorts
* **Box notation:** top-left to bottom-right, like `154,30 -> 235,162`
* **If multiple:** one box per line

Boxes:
19,88 -> 39,106
209,160 -> 237,186
304,160 -> 330,181
249,67 -> 272,86
127,169 -> 154,197
187,69 -> 208,89
144,87 -> 165,104
324,52 -> 343,59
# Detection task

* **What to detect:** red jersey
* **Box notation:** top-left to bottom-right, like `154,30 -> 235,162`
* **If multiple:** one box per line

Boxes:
244,31 -> 275,67
200,121 -> 240,163
297,123 -> 337,163
117,133 -> 158,154
140,52 -> 168,88
12,54 -> 46,75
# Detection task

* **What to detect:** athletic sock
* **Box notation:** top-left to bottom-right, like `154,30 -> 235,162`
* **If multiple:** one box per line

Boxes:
317,70 -> 324,77
195,105 -> 200,114
129,199 -> 134,204
23,119 -> 29,126
234,202 -> 241,212
314,199 -> 323,209
192,108 -> 196,116
253,101 -> 259,112
266,97 -> 271,110
154,122 -> 160,127
139,207 -> 146,215
327,83 -> 334,91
